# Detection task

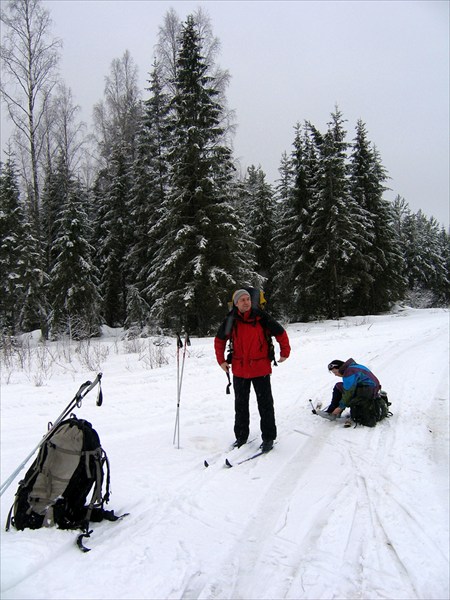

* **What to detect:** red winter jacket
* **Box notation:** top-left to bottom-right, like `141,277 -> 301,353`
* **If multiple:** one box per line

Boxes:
214,308 -> 290,379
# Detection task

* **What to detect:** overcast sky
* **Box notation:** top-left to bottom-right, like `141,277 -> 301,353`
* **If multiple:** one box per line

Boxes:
1,0 -> 448,227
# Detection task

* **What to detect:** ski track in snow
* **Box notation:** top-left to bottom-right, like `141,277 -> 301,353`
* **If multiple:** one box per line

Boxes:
0,308 -> 449,600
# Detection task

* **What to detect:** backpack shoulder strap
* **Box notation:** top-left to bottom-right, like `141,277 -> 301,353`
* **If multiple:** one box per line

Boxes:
258,311 -> 285,336
224,309 -> 236,336
76,446 -> 110,553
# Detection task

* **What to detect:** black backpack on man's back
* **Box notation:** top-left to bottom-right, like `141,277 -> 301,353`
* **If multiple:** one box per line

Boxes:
224,286 -> 279,369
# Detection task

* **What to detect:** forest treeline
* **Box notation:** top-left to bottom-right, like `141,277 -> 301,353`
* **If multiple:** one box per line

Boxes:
1,0 -> 448,339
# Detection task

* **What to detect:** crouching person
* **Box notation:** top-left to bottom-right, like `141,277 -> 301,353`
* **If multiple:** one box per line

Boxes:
318,358 -> 391,427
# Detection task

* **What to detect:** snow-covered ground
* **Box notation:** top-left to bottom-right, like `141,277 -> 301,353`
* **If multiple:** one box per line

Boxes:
1,307 -> 448,600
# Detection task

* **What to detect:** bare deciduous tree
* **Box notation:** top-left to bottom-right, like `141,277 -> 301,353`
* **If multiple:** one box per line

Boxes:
155,7 -> 182,96
155,7 -> 235,144
50,83 -> 87,173
0,0 -> 61,228
92,49 -> 142,164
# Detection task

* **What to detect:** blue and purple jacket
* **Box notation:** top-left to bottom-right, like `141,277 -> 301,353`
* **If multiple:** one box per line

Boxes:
338,358 -> 381,408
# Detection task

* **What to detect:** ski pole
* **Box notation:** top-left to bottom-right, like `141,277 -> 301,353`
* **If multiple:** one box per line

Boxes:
309,399 -> 317,414
173,334 -> 183,448
178,333 -> 190,397
173,333 -> 190,448
0,373 -> 103,497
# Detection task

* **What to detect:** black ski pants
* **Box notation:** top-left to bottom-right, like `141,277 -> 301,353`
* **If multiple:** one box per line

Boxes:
327,382 -> 377,412
327,382 -> 344,412
232,374 -> 277,442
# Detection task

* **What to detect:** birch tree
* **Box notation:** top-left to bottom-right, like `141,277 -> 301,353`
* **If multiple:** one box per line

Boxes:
0,0 -> 61,229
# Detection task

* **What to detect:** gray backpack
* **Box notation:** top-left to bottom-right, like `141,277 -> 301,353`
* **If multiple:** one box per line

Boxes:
6,415 -> 122,551
4,375 -> 127,551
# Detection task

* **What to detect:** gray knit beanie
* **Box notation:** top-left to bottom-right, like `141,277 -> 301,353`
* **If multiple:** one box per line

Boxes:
233,289 -> 250,306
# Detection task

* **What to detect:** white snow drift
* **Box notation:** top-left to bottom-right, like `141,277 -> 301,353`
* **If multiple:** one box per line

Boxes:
1,307 -> 448,600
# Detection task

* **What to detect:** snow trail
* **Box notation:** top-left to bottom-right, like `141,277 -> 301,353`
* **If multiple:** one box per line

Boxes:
1,308 -> 448,599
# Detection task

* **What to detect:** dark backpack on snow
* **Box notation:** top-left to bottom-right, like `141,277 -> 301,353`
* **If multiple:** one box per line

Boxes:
350,390 -> 392,427
6,415 -> 120,550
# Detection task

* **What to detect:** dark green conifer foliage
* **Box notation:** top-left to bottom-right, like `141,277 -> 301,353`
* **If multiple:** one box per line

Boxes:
41,156 -> 69,275
306,108 -> 368,319
97,143 -> 133,327
348,120 -> 406,313
124,285 -> 150,331
128,64 -> 170,307
275,152 -> 292,207
391,196 -> 449,306
272,125 -> 312,319
1,5 -> 448,334
0,156 -> 25,333
49,170 -> 101,339
437,227 -> 450,304
241,165 -> 276,296
401,210 -> 449,306
19,222 -> 46,334
148,15 -> 257,335
0,154 -> 45,334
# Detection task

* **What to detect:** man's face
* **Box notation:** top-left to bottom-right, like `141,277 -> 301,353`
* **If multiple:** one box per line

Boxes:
236,293 -> 251,313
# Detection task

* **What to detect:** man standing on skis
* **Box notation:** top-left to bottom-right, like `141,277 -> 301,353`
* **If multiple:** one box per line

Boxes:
214,289 -> 291,452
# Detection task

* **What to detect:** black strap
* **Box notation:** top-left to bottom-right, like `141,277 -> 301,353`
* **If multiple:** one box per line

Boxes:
76,529 -> 93,552
96,381 -> 103,406
226,371 -> 232,395
5,504 -> 14,531
224,311 -> 236,336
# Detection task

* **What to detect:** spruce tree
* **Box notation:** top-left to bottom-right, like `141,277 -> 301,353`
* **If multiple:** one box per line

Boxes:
147,15 -> 257,335
0,153 -> 45,334
124,285 -> 150,331
91,51 -> 143,328
437,227 -> 450,305
128,64 -> 170,310
275,152 -> 292,206
41,156 -> 68,275
97,142 -> 133,327
348,120 -> 405,313
0,156 -> 25,333
307,108 -> 369,319
272,124 -> 316,320
241,165 -> 276,295
49,171 -> 101,338
401,210 -> 449,306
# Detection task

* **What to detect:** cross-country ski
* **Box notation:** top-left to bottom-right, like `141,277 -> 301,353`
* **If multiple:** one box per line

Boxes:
1,309 -> 448,600
224,445 -> 274,468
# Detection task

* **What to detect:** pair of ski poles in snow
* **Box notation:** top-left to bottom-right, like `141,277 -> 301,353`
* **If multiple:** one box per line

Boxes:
173,332 -> 190,449
0,373 -> 103,497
